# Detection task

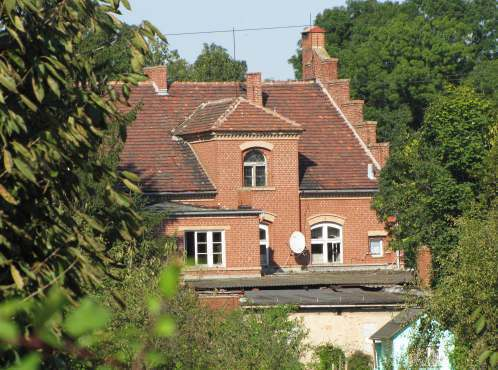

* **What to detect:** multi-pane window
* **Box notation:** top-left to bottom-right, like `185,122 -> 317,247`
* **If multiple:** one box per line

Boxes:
369,238 -> 383,257
184,231 -> 224,267
310,223 -> 342,264
243,150 -> 266,187
259,224 -> 269,266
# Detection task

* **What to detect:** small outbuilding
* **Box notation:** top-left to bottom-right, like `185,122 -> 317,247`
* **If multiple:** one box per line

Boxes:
370,308 -> 453,370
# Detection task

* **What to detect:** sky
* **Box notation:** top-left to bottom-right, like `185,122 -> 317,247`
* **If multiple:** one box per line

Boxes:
121,0 -> 346,80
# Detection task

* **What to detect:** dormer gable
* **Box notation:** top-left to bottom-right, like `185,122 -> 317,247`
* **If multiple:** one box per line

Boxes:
172,97 -> 303,137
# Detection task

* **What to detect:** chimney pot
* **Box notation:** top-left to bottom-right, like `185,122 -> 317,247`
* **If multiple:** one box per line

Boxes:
143,65 -> 168,95
301,26 -> 338,82
246,72 -> 263,106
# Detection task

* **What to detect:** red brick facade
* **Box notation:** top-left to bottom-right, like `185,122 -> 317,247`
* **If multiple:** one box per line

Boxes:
123,28 -> 397,278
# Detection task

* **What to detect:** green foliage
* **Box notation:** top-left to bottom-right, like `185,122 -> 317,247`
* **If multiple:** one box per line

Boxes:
422,208 -> 498,368
82,28 -> 247,83
464,59 -> 498,105
0,263 -> 181,369
313,343 -> 346,370
0,0 -> 165,366
374,86 -> 496,274
187,43 -> 247,82
347,350 -> 373,369
90,217 -> 307,369
289,0 -> 496,142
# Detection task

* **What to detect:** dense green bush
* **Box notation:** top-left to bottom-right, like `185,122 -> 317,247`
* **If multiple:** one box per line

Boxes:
313,344 -> 346,370
347,351 -> 373,369
90,219 -> 308,369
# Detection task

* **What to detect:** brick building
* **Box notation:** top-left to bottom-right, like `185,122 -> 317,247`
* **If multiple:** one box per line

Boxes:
121,26 -> 400,278
121,26 -> 414,358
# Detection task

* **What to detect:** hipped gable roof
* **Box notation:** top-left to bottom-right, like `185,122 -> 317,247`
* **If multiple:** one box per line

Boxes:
173,97 -> 303,136
120,80 -> 378,193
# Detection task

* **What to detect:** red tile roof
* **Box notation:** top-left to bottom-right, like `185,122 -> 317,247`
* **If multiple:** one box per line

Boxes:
120,80 -> 378,193
173,97 -> 303,136
119,84 -> 215,193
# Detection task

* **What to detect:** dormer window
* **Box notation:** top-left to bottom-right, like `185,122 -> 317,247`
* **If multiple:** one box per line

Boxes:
243,150 -> 266,187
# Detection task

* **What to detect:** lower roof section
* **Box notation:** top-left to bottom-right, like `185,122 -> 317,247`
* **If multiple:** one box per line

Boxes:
243,287 -> 405,307
186,269 -> 414,290
370,308 -> 423,340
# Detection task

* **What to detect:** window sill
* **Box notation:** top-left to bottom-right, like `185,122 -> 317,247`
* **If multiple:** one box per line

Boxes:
240,186 -> 276,191
184,265 -> 226,271
366,252 -> 388,258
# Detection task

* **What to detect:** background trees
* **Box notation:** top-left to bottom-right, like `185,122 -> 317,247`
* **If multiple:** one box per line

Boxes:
81,27 -> 247,82
373,86 -> 496,276
289,0 -> 496,142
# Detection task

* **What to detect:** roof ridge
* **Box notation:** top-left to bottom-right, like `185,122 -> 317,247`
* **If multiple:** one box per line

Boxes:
262,80 -> 315,85
239,97 -> 302,129
212,97 -> 243,129
172,101 -> 208,134
171,81 -> 242,85
316,79 -> 381,170
203,97 -> 237,106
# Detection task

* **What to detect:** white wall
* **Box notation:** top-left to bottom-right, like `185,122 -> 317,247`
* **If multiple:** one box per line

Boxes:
290,309 -> 401,358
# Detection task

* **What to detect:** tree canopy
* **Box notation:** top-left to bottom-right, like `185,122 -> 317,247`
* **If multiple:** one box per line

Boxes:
187,43 -> 247,82
373,86 -> 496,274
289,0 -> 496,142
81,28 -> 247,82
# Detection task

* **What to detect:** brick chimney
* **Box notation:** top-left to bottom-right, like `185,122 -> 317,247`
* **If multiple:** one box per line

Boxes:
416,246 -> 432,288
301,26 -> 338,82
143,65 -> 168,95
246,72 -> 263,106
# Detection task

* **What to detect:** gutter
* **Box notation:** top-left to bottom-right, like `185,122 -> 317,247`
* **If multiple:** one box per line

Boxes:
143,191 -> 217,197
243,303 -> 404,309
300,188 -> 378,195
171,210 -> 262,217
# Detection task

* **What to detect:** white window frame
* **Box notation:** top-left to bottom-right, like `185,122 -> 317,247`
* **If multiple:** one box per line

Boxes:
310,223 -> 343,264
185,230 -> 226,267
243,150 -> 267,187
259,224 -> 269,266
369,238 -> 383,257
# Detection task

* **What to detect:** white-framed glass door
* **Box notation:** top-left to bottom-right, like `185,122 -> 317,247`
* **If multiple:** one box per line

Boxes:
191,230 -> 224,267
310,223 -> 343,264
259,224 -> 269,266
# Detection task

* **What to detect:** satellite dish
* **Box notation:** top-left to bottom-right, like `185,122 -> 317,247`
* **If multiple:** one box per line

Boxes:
289,231 -> 306,254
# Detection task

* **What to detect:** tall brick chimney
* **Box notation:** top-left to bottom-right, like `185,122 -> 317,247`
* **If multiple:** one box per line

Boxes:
143,65 -> 168,95
246,72 -> 263,106
301,26 -> 338,82
416,245 -> 432,288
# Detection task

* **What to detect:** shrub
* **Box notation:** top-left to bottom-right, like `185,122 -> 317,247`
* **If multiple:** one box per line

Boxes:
347,351 -> 373,369
314,344 -> 346,370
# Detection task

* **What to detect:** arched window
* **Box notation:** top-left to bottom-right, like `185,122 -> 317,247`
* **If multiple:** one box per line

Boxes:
310,223 -> 342,264
243,149 -> 266,187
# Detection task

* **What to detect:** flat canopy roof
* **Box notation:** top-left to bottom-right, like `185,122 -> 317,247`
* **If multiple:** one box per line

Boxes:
243,287 -> 406,307
186,269 -> 414,290
147,201 -> 261,216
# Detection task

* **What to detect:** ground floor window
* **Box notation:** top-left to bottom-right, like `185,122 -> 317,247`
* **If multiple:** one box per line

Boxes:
369,238 -> 383,257
184,230 -> 224,267
310,223 -> 342,264
259,224 -> 269,266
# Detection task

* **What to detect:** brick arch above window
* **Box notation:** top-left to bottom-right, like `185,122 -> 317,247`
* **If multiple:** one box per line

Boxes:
307,214 -> 346,226
259,212 -> 276,223
239,141 -> 274,151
